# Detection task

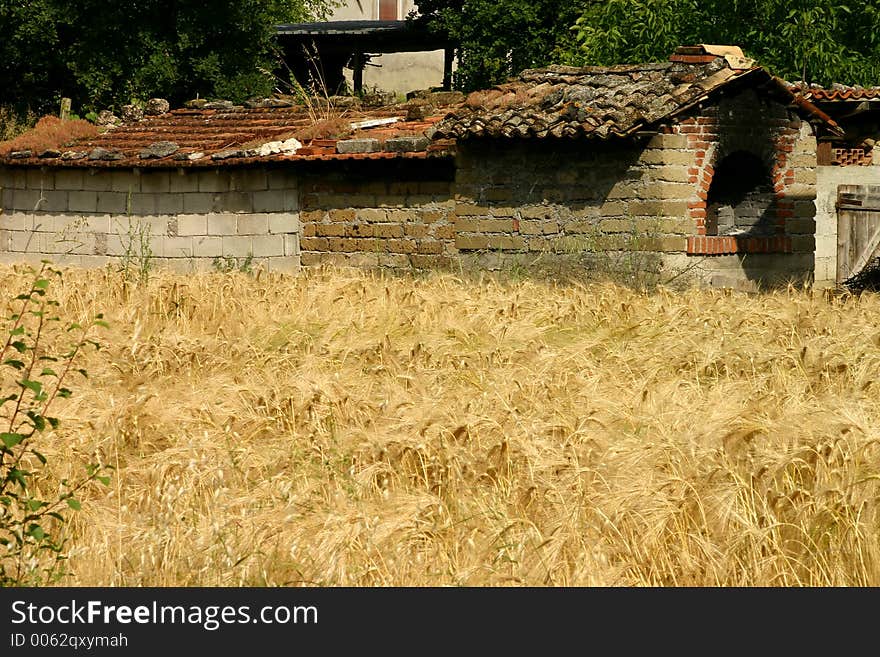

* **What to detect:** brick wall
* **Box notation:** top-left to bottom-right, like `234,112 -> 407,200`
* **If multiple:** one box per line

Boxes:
0,89 -> 820,289
0,166 -> 300,271
298,159 -> 456,269
452,88 -> 818,289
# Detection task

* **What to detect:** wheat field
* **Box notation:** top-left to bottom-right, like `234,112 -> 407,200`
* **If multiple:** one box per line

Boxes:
3,263 -> 880,586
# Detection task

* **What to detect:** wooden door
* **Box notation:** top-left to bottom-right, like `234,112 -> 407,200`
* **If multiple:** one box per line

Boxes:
837,184 -> 880,283
379,0 -> 398,19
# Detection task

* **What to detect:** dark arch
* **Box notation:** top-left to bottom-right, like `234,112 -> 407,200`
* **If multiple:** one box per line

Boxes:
706,150 -> 775,236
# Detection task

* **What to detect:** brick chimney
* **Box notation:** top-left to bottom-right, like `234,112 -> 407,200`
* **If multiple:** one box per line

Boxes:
669,45 -> 754,70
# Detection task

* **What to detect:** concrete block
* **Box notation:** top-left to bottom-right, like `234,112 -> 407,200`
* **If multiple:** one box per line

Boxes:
222,235 -> 253,257
283,190 -> 298,212
128,193 -> 157,215
78,255 -> 112,268
68,191 -> 98,213
1,212 -> 33,231
283,234 -> 298,256
198,170 -> 230,193
251,235 -> 285,257
26,168 -> 53,190
267,255 -> 300,273
192,235 -> 222,257
53,170 -> 84,191
267,169 -> 293,190
237,213 -> 269,235
9,230 -> 41,252
383,136 -> 429,153
81,170 -> 110,192
96,191 -> 128,214
177,214 -> 207,236
39,190 -> 68,213
169,171 -> 199,193
232,169 -> 268,192
110,171 -> 140,193
140,172 -> 171,194
207,214 -> 238,235
213,191 -> 253,213
182,193 -> 214,214
268,213 -> 296,234
251,190 -> 283,213
83,216 -> 110,233
159,236 -> 194,258
156,193 -> 184,215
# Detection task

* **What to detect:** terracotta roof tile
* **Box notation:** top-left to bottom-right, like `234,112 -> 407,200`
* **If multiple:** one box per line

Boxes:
431,57 -> 837,140
797,86 -> 880,101
0,103 -> 455,168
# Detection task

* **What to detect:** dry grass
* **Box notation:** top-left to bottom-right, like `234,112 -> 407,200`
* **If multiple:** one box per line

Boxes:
4,264 -> 880,586
0,106 -> 39,142
0,115 -> 99,156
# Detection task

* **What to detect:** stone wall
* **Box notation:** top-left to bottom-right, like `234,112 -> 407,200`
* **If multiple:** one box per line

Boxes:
298,159 -> 456,269
451,88 -> 818,289
0,166 -> 300,271
0,89 -> 822,289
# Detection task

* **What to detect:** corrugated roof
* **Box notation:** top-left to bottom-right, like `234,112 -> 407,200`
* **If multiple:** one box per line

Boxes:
431,57 -> 839,140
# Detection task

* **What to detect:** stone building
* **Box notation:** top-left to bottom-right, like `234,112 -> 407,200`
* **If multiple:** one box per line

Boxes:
0,45 -> 847,289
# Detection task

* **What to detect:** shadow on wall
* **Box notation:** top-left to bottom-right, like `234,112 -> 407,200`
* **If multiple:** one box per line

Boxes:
703,94 -> 816,288
706,150 -> 777,237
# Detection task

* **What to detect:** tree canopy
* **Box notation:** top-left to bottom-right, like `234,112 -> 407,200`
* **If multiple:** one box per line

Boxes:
416,0 -> 880,92
571,0 -> 880,87
413,0 -> 582,92
0,0 -> 333,115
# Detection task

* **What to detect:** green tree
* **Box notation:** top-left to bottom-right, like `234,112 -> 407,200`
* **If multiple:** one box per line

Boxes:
413,0 -> 582,91
570,0 -> 880,86
0,0 -> 334,116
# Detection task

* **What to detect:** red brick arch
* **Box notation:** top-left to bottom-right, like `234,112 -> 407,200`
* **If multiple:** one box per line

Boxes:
676,107 -> 801,256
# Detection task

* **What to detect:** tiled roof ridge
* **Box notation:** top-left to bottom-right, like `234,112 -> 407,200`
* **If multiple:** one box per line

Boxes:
431,56 -> 759,140
0,91 -> 464,167
787,82 -> 880,101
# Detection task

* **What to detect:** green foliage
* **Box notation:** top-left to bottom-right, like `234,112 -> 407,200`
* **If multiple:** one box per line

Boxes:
570,0 -> 880,86
212,254 -> 256,274
0,0 -> 334,115
416,0 -> 880,91
414,0 -> 581,91
0,263 -> 109,586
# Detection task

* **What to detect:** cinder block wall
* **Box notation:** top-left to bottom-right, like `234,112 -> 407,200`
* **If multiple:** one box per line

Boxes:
0,166 -> 300,272
298,159 -> 457,269
815,164 -> 880,286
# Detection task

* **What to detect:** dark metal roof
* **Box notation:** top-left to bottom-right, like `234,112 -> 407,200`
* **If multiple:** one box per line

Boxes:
276,20 -> 409,35
275,20 -> 450,53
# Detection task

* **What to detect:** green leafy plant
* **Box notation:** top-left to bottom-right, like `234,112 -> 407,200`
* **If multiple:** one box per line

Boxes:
115,200 -> 153,284
0,262 -> 109,586
212,253 -> 255,274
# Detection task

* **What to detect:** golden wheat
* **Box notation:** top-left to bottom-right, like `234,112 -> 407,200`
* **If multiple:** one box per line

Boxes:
3,264 -> 880,586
